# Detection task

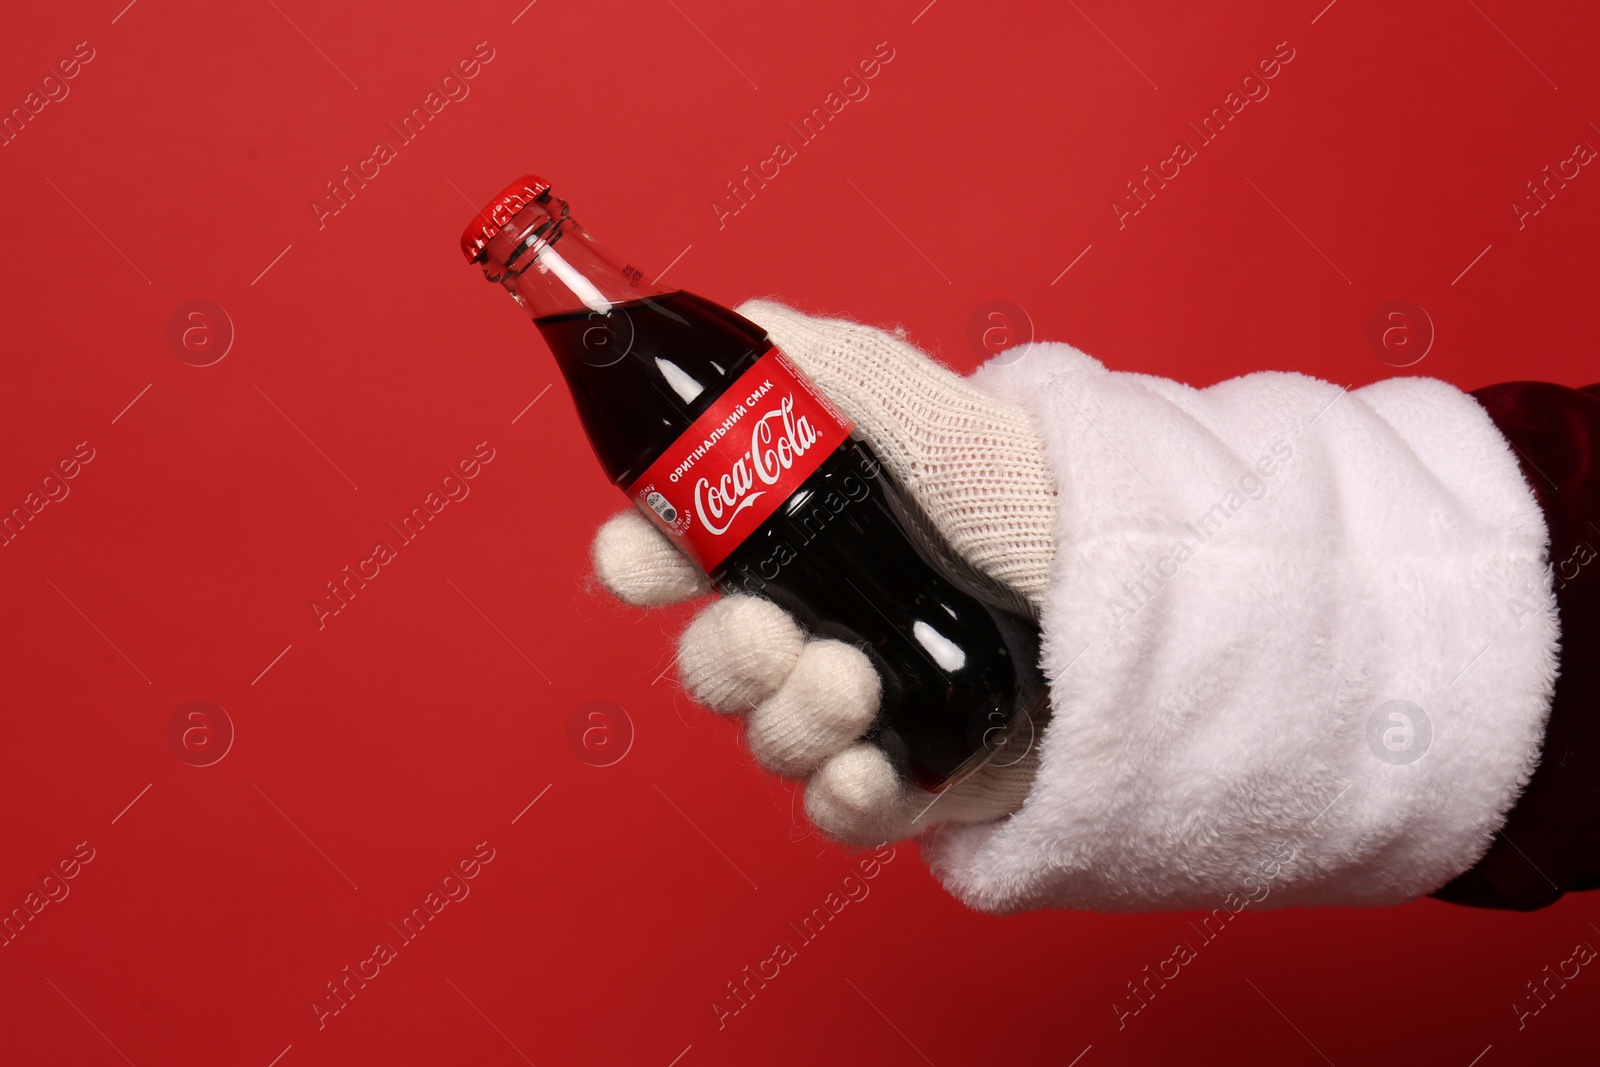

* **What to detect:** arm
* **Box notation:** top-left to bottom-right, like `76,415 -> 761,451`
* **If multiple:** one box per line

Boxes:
597,300 -> 1562,913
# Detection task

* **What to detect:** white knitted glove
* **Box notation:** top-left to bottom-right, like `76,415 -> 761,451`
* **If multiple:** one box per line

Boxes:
592,299 -> 1057,846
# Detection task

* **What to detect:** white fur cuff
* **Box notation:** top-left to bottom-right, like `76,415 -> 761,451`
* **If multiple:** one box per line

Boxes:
922,344 -> 1560,913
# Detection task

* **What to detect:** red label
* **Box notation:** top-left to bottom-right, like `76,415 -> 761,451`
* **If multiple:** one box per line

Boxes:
625,346 -> 854,572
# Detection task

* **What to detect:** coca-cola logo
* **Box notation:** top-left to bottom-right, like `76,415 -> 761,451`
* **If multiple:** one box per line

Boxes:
693,394 -> 819,536
627,346 -> 852,573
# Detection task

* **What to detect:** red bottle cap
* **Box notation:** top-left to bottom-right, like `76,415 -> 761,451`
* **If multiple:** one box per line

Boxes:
460,174 -> 552,263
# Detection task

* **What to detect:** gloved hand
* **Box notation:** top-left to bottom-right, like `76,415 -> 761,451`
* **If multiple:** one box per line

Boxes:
591,299 -> 1058,846
591,297 -> 1559,916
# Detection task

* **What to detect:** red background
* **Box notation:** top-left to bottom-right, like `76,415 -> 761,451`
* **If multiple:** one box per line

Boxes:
2,1 -> 1597,1064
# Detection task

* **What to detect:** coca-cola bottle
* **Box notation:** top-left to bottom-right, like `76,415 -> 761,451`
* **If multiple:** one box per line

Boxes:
461,175 -> 1046,793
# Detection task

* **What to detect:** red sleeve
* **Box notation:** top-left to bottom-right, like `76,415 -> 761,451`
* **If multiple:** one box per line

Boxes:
1431,381 -> 1600,910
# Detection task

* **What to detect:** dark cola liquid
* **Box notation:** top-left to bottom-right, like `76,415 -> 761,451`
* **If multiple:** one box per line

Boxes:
537,292 -> 1046,791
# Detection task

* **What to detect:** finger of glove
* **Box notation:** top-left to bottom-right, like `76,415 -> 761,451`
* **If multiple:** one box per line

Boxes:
592,509 -> 710,607
803,742 -> 918,847
677,595 -> 805,714
745,639 -> 879,779
804,728 -> 1042,846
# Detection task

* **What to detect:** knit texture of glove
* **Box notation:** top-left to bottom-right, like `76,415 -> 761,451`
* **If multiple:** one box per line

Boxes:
590,299 -> 1057,846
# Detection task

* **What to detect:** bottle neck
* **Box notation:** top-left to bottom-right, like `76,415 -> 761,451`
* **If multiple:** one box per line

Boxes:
466,185 -> 773,487
475,193 -> 668,319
